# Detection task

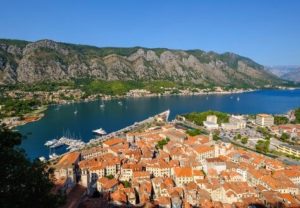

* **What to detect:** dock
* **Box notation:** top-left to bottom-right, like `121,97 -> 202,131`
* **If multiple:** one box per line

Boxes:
87,109 -> 170,145
48,109 -> 170,161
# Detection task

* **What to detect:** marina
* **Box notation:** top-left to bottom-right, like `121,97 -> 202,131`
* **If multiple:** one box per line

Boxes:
45,136 -> 86,158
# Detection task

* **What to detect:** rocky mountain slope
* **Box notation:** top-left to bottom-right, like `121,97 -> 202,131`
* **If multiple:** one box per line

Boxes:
0,39 -> 284,87
282,69 -> 300,82
266,65 -> 300,82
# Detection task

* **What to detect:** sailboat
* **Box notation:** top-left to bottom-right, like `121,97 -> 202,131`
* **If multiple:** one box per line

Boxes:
100,101 -> 105,108
49,147 -> 58,159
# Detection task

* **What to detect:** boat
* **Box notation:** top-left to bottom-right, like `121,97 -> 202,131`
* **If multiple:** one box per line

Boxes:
74,110 -> 78,115
237,97 -> 240,101
44,139 -> 58,147
100,104 -> 105,108
49,137 -> 66,148
118,101 -> 123,106
93,128 -> 107,135
49,153 -> 58,159
39,156 -> 46,162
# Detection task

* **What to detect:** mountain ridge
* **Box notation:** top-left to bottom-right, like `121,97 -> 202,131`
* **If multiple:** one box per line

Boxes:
266,65 -> 300,82
0,38 -> 284,87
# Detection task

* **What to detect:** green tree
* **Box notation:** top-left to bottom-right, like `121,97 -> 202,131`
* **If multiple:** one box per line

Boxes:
213,131 -> 221,141
294,108 -> 300,123
280,132 -> 290,142
183,111 -> 229,126
0,125 -> 64,208
234,133 -> 241,141
155,138 -> 169,150
122,181 -> 131,188
255,140 -> 270,153
105,174 -> 114,179
256,126 -> 271,138
241,137 -> 248,144
186,129 -> 202,136
274,116 -> 289,125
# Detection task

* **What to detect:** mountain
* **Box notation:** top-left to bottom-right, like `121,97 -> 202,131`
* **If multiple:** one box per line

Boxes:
282,69 -> 300,82
266,65 -> 300,82
0,39 -> 284,87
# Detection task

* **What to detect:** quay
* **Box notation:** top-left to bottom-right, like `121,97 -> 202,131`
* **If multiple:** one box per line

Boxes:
87,109 -> 170,145
48,109 -> 170,161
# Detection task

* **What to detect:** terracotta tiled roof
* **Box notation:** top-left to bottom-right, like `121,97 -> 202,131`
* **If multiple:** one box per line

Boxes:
55,151 -> 80,169
133,171 -> 150,178
103,138 -> 125,147
98,177 -> 118,190
173,167 -> 193,177
193,145 -> 214,154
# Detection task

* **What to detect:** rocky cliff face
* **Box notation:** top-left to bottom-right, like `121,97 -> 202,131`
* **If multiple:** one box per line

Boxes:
0,39 -> 283,87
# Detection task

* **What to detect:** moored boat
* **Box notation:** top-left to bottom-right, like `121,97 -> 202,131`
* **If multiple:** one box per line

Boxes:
44,139 -> 58,147
92,128 -> 107,135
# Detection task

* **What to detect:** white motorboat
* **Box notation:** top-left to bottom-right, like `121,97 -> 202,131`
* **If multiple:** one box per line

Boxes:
44,139 -> 58,147
92,128 -> 107,135
74,110 -> 78,115
118,101 -> 123,106
39,156 -> 46,162
49,153 -> 58,159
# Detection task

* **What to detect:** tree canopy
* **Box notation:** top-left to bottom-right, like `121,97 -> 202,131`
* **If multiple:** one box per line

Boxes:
183,111 -> 229,126
295,108 -> 300,123
0,125 -> 64,208
274,116 -> 289,125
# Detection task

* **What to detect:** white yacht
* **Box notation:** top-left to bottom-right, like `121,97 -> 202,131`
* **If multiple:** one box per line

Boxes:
74,110 -> 78,115
44,139 -> 58,147
92,128 -> 107,135
49,153 -> 58,159
39,156 -> 46,162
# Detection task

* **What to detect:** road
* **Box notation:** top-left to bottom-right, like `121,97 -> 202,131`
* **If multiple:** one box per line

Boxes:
220,134 -> 300,165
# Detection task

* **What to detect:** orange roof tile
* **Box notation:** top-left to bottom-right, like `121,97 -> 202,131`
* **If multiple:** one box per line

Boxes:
55,151 -> 80,169
173,167 -> 193,177
103,138 -> 125,147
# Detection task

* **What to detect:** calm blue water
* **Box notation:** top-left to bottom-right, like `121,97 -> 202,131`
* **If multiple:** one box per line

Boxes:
17,89 -> 300,159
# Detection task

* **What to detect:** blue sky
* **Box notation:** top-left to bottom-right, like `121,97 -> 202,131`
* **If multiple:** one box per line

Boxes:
0,0 -> 299,65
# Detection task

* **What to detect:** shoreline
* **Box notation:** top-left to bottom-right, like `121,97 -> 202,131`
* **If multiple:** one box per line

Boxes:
1,87 -> 296,129
1,106 -> 47,129
52,88 -> 258,105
